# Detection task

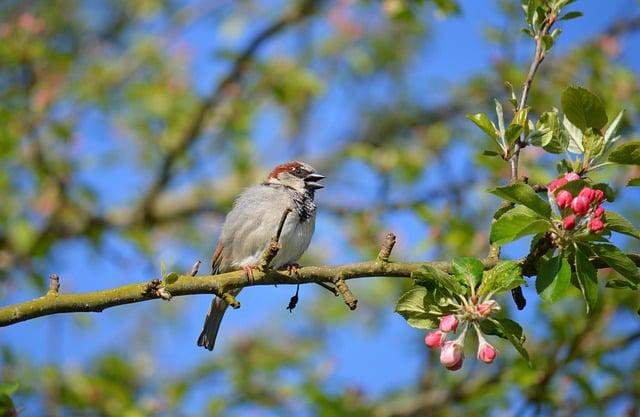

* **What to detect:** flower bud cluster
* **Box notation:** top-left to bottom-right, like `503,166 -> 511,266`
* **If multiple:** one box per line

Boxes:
424,299 -> 500,371
548,172 -> 607,235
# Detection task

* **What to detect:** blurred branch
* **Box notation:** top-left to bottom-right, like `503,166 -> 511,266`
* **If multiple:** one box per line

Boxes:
138,0 -> 323,220
1,251 -> 638,327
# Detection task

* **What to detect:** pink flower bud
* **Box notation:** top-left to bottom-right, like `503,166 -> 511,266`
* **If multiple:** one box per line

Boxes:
440,341 -> 464,370
571,196 -> 589,215
564,172 -> 581,182
594,205 -> 605,217
588,217 -> 605,233
555,190 -> 573,209
424,331 -> 446,349
548,178 -> 568,192
563,215 -> 576,230
578,187 -> 596,203
439,315 -> 459,333
477,342 -> 497,364
593,189 -> 605,203
476,301 -> 496,318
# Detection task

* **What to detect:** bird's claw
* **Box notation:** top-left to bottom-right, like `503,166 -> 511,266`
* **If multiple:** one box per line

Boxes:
243,265 -> 257,284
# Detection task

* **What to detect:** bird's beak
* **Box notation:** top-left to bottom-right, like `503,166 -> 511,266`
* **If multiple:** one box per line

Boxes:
304,173 -> 325,190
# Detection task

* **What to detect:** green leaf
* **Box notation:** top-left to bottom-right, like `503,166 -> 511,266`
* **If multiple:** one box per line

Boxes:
0,383 -> 19,396
160,261 -> 167,278
541,34 -> 554,51
628,177 -> 640,187
608,141 -> 640,165
536,255 -> 571,302
467,113 -> 501,147
413,265 -> 463,296
591,243 -> 640,284
603,109 -> 624,146
561,86 -> 608,132
164,272 -> 179,285
559,11 -> 583,20
0,393 -> 15,417
574,245 -> 599,314
490,206 -> 550,245
394,286 -> 439,329
451,257 -> 484,290
604,211 -> 640,240
483,150 -> 500,157
478,261 -> 524,297
488,182 -> 551,218
495,99 -> 506,142
583,128 -> 605,162
563,116 -> 584,154
531,109 -> 567,154
505,124 -> 524,147
605,279 -> 637,290
480,318 -> 530,363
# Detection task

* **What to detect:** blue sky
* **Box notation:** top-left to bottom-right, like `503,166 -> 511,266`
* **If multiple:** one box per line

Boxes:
3,0 -> 640,414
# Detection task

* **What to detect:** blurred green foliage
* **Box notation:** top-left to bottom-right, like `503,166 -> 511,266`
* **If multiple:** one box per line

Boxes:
1,0 -> 639,416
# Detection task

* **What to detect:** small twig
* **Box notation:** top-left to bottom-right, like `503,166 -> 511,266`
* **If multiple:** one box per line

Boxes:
333,273 -> 358,310
189,260 -> 201,277
286,284 -> 300,312
315,282 -> 339,296
47,274 -> 60,296
377,232 -> 397,263
510,18 -> 554,180
222,291 -> 240,309
260,207 -> 292,271
142,279 -> 172,300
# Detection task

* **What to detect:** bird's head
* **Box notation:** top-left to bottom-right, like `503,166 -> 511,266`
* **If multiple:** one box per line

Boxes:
266,161 -> 325,194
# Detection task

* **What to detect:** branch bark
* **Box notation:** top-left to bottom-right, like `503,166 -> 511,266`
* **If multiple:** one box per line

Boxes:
2,253 -> 638,328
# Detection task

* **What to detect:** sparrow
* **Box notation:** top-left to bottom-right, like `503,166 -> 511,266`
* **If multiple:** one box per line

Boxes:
197,161 -> 325,350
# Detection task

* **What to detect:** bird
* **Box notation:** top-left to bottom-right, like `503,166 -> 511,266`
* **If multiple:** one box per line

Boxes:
197,161 -> 325,350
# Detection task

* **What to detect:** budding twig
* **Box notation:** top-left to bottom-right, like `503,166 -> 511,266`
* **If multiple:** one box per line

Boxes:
189,260 -> 201,277
260,207 -> 292,272
142,279 -> 172,300
377,232 -> 397,263
333,273 -> 358,310
47,274 -> 60,296
222,291 -> 241,309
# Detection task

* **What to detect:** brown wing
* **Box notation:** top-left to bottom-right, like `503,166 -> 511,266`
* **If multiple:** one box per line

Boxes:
211,242 -> 224,274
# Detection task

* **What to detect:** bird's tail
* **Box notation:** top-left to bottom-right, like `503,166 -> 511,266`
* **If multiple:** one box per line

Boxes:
197,293 -> 233,351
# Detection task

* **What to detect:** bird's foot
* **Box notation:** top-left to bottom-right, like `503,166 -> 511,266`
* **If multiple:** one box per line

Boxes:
243,265 -> 258,284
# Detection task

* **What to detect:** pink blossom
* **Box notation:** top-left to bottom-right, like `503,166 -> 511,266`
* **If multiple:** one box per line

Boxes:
424,331 -> 446,349
477,342 -> 497,364
578,187 -> 596,203
476,301 -> 496,318
571,196 -> 590,215
439,315 -> 459,333
548,178 -> 568,193
589,217 -> 605,233
594,206 -> 605,217
555,190 -> 573,209
564,172 -> 581,182
440,341 -> 464,371
593,189 -> 605,203
563,215 -> 576,230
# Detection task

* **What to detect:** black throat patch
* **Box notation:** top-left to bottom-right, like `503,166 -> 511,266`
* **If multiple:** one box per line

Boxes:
264,183 -> 316,221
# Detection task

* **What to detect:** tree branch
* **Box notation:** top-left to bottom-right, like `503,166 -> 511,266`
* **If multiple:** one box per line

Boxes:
2,252 -> 638,328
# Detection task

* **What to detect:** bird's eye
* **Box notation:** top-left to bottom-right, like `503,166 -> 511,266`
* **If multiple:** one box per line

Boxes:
292,167 -> 304,176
